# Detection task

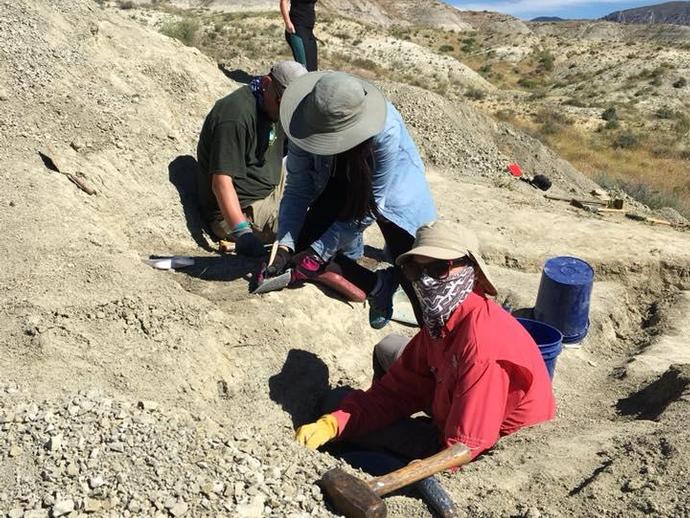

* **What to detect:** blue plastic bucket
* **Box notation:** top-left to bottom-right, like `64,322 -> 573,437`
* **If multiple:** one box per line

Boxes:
534,256 -> 594,344
517,317 -> 563,379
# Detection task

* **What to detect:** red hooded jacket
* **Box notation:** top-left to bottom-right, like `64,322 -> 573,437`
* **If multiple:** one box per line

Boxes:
332,292 -> 556,459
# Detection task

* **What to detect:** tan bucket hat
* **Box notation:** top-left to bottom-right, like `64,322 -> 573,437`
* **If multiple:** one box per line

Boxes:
396,221 -> 498,296
279,71 -> 387,155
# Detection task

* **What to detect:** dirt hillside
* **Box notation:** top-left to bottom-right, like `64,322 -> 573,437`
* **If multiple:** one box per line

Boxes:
1,1 -> 690,517
147,0 -> 473,29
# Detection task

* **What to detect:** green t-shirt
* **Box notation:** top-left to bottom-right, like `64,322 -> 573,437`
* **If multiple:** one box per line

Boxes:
196,85 -> 284,217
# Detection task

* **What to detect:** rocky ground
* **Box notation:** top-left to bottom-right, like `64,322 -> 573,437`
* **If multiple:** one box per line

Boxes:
0,386 -> 334,518
2,1 -> 690,517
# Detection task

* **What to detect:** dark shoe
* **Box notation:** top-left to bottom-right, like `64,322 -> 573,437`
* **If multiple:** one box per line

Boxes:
368,267 -> 397,329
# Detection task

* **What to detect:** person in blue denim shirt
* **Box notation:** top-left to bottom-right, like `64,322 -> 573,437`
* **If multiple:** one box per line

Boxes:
263,71 -> 437,328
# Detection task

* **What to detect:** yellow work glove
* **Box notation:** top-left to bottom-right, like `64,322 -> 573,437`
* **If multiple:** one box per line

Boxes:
294,414 -> 339,449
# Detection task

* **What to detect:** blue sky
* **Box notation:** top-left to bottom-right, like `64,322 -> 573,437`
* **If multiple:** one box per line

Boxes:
448,1 -> 662,20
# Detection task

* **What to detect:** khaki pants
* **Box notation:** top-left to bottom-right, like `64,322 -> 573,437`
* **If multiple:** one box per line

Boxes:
373,334 -> 410,374
210,163 -> 286,243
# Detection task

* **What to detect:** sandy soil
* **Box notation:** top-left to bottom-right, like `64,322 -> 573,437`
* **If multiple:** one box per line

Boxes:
1,1 -> 690,517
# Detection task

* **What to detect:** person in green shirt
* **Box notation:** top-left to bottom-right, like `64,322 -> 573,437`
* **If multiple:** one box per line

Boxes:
196,60 -> 307,257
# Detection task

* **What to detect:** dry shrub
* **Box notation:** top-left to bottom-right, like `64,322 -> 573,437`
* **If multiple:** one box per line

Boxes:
160,18 -> 200,47
505,120 -> 690,218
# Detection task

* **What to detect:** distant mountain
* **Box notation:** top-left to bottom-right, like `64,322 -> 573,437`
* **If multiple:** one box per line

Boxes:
531,16 -> 565,22
602,1 -> 690,25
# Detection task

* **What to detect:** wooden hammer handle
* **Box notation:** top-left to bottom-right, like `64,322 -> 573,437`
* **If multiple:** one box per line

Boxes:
366,443 -> 471,497
66,172 -> 97,195
546,194 -> 607,206
267,240 -> 279,267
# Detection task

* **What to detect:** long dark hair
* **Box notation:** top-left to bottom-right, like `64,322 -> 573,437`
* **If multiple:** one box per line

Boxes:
337,138 -> 379,222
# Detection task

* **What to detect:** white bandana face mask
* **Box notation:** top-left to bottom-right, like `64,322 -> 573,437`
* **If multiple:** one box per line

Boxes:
412,265 -> 475,339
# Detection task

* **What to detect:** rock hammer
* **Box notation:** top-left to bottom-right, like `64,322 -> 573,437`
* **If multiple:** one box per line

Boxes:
319,442 -> 471,518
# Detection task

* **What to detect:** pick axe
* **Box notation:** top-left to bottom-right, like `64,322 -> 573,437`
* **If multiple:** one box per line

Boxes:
319,442 -> 471,518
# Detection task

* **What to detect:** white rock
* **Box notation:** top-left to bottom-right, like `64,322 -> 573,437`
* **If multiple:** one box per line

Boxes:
170,501 -> 189,517
84,498 -> 102,513
52,499 -> 75,517
89,475 -> 105,489
9,444 -> 22,457
47,434 -> 63,451
235,494 -> 265,518
137,400 -> 159,411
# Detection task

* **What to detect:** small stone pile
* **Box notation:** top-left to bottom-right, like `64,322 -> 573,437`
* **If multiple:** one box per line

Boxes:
0,385 -> 340,517
382,83 -> 508,179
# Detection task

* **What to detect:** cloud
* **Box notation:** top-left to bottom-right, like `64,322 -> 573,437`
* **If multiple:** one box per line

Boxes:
455,0 -> 635,16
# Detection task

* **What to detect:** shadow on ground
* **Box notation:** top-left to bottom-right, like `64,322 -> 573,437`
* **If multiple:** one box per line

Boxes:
175,255 -> 259,283
168,155 -> 214,253
269,349 -> 332,428
218,64 -> 253,84
616,364 -> 690,421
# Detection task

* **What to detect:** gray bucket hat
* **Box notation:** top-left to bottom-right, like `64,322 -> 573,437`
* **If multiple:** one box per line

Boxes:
279,71 -> 387,155
269,60 -> 307,93
396,221 -> 498,296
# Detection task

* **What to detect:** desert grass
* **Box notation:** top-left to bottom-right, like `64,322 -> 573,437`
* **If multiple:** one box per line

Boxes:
160,18 -> 200,46
506,115 -> 690,216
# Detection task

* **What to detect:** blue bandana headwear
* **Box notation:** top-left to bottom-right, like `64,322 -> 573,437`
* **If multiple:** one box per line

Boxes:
249,76 -> 263,104
413,265 -> 476,339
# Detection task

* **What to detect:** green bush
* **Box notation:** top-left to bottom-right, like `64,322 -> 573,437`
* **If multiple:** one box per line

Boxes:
439,44 -> 454,52
541,119 -> 561,135
517,77 -> 539,89
534,109 -> 571,135
534,109 -> 571,125
117,0 -> 134,8
604,119 -> 620,130
465,88 -> 486,100
351,57 -> 379,71
675,114 -> 690,135
613,132 -> 639,150
460,37 -> 476,53
494,108 -> 515,121
537,50 -> 555,72
160,18 -> 200,47
390,25 -> 410,40
563,97 -> 587,107
602,107 -> 618,121
595,175 -> 687,215
655,106 -> 675,119
673,77 -> 687,88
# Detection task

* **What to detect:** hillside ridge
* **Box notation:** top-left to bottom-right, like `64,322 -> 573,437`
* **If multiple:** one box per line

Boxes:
603,1 -> 690,25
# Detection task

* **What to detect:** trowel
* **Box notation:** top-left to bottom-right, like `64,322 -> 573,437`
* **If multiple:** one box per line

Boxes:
251,241 -> 292,294
391,287 -> 418,326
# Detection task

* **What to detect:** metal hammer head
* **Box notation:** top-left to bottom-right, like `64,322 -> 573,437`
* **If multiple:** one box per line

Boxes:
319,467 -> 386,518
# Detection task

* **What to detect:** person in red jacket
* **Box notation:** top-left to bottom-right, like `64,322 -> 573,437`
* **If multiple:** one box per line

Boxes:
295,220 -> 556,461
